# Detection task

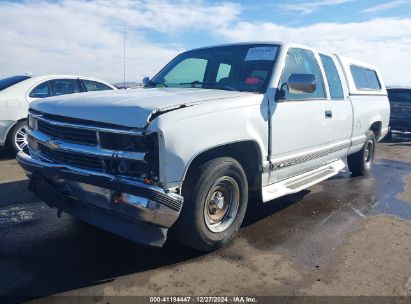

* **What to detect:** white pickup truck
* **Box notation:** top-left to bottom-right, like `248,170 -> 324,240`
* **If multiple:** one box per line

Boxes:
17,42 -> 390,251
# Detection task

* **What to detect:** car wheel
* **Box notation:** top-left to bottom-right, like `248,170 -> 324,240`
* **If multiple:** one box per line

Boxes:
385,130 -> 392,141
8,121 -> 28,154
348,132 -> 376,177
174,157 -> 248,251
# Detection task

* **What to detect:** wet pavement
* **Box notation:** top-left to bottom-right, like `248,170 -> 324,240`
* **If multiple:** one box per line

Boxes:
0,138 -> 410,301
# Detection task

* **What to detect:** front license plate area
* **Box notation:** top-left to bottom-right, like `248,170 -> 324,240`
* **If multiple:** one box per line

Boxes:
29,174 -> 65,208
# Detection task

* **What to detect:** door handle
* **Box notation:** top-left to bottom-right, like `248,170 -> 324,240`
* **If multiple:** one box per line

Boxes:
325,110 -> 332,118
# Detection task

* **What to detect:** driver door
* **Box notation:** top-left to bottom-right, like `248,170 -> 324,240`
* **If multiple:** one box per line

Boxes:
268,48 -> 330,183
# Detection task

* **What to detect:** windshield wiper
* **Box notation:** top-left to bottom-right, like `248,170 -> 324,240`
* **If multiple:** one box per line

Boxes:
179,81 -> 238,91
179,81 -> 214,86
146,80 -> 168,88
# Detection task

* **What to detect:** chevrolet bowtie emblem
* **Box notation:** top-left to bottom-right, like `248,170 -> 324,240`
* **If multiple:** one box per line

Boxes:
45,140 -> 60,151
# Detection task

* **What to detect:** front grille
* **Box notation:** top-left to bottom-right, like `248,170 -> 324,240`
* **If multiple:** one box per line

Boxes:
38,119 -> 97,146
30,113 -> 156,177
38,143 -> 104,172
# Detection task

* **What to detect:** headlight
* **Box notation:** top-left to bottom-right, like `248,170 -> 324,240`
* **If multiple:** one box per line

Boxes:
99,132 -> 146,152
107,158 -> 155,178
28,115 -> 38,130
101,132 -> 159,180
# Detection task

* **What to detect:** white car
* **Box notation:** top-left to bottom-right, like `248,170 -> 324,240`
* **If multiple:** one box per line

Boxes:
0,75 -> 116,153
18,42 -> 390,251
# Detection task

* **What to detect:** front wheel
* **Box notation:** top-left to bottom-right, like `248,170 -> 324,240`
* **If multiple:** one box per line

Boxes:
174,157 -> 248,251
7,121 -> 28,154
348,132 -> 376,176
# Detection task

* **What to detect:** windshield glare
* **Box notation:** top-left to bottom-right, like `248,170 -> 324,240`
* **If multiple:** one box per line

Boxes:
148,44 -> 279,93
0,75 -> 31,91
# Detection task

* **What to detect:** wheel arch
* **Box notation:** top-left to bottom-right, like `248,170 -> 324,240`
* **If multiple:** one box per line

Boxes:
370,121 -> 382,139
182,140 -> 263,192
5,118 -> 27,151
6,117 -> 27,139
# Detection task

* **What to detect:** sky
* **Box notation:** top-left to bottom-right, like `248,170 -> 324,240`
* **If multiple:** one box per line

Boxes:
0,0 -> 410,85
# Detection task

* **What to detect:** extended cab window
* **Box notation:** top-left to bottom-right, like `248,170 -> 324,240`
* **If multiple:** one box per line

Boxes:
82,80 -> 113,91
350,65 -> 381,91
148,44 -> 279,93
29,82 -> 51,98
320,54 -> 344,99
49,79 -> 82,96
279,48 -> 326,100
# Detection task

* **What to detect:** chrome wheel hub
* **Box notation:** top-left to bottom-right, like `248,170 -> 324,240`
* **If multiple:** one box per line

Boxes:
210,191 -> 225,210
14,126 -> 28,151
364,139 -> 375,168
204,176 -> 240,233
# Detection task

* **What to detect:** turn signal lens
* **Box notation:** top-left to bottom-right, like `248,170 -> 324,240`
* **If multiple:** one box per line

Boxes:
144,178 -> 154,185
113,194 -> 121,204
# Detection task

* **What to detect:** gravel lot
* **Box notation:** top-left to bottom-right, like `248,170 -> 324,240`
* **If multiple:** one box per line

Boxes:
0,138 -> 410,302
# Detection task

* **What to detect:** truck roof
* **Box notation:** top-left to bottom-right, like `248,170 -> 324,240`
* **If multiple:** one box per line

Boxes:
180,42 -> 387,96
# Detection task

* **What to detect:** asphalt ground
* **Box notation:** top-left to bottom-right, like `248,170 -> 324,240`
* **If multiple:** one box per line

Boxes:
0,137 -> 410,303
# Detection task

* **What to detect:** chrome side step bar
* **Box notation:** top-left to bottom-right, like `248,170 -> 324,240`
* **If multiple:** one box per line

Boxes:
262,159 -> 345,202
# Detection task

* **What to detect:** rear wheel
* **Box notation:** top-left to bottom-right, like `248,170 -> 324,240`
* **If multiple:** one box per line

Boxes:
7,121 -> 28,154
385,130 -> 393,141
174,157 -> 248,251
348,132 -> 376,176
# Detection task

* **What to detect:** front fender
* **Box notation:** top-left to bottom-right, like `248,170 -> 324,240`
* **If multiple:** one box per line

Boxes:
147,96 -> 269,188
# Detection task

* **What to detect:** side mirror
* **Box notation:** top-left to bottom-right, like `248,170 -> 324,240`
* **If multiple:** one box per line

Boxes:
142,77 -> 150,87
287,74 -> 316,94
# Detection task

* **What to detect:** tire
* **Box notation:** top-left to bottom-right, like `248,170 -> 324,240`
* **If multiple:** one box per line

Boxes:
174,157 -> 248,251
7,120 -> 28,154
348,132 -> 376,177
385,130 -> 392,141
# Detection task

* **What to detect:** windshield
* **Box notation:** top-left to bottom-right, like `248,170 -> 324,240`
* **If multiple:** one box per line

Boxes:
0,75 -> 31,91
388,89 -> 411,103
147,44 -> 279,93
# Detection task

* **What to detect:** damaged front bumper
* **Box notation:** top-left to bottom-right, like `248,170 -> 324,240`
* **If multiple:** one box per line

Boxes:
17,150 -> 184,247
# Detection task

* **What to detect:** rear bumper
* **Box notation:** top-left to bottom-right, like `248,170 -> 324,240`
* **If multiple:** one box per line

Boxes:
17,150 -> 184,247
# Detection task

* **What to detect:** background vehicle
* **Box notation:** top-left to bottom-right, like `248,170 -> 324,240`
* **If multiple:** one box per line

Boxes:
17,42 -> 390,251
387,86 -> 411,138
113,82 -> 142,89
0,75 -> 116,153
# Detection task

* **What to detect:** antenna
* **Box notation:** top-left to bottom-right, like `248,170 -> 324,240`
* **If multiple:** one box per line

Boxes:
123,20 -> 126,88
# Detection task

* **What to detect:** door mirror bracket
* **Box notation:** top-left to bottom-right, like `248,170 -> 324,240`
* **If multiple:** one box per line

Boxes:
142,77 -> 150,87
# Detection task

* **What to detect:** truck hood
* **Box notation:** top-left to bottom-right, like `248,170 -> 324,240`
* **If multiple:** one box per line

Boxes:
30,88 -> 252,129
